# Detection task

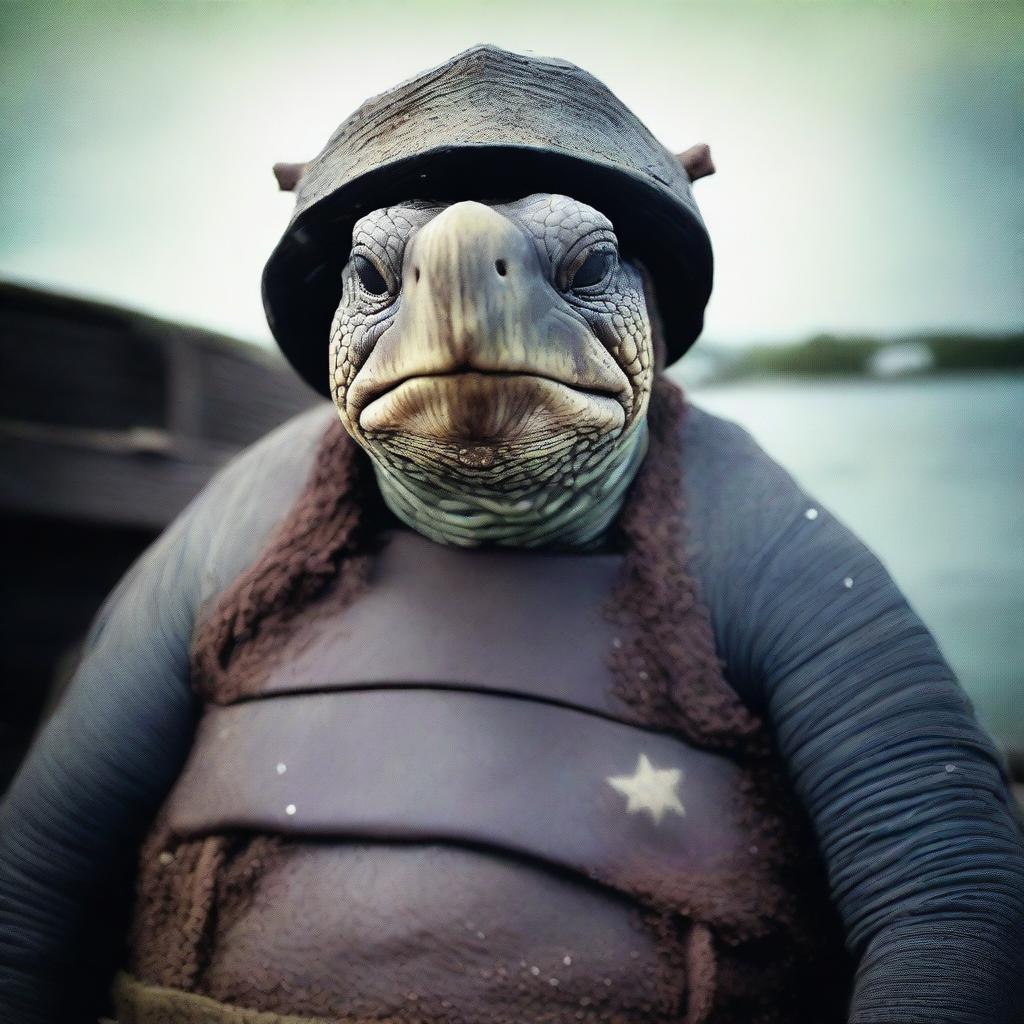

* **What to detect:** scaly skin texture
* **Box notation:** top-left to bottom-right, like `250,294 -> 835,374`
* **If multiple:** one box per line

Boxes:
328,193 -> 654,547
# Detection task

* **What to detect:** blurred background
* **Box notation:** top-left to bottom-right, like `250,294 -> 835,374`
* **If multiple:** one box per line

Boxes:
1,0 -> 1021,784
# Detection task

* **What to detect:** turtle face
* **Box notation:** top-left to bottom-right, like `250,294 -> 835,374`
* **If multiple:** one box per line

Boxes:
329,193 -> 654,502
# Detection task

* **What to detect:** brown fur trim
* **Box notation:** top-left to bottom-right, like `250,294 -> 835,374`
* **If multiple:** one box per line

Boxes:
607,377 -> 764,753
129,818 -> 285,994
684,924 -> 717,1024
191,419 -> 381,704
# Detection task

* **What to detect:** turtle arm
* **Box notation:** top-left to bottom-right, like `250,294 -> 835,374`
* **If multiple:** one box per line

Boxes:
0,502 -> 204,1024
683,406 -> 1024,1024
0,407 -> 331,1024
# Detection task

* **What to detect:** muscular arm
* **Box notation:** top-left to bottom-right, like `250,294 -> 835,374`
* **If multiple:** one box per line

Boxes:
0,503 -> 202,1022
0,406 -> 331,1023
682,405 -> 1024,1024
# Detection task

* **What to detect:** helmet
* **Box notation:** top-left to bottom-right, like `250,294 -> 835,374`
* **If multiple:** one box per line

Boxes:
263,45 -> 712,396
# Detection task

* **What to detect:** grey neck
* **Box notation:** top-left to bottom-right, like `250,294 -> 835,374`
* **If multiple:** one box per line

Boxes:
371,421 -> 649,549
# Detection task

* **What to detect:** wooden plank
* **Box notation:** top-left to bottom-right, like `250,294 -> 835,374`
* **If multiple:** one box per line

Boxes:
1,434 -> 229,531
0,280 -> 321,528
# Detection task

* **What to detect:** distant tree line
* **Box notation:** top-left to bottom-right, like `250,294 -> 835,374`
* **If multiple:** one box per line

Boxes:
718,332 -> 1024,379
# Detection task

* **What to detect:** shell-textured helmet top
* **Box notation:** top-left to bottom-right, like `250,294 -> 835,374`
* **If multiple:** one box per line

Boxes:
263,44 -> 713,397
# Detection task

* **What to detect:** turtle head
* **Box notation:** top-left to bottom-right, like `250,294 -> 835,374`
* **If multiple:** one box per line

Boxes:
329,193 -> 655,546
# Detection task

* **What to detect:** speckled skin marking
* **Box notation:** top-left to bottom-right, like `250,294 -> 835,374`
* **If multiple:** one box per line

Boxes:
328,194 -> 655,547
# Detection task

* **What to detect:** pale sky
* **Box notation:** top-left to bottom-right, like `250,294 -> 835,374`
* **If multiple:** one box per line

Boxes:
2,0 -> 1021,348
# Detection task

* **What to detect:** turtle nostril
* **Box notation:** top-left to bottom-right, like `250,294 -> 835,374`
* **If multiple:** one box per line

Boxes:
495,259 -> 508,277
414,266 -> 421,283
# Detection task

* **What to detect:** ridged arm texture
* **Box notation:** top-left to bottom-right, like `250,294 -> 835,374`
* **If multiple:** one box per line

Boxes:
681,405 -> 1024,1024
0,408 -> 329,1024
1,401 -> 1021,1023
0,500 -> 200,1022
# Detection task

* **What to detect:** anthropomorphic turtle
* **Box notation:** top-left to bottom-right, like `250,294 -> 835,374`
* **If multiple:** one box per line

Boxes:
1,45 -> 1022,1024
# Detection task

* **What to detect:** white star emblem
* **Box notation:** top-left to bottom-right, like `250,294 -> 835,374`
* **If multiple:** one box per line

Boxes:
606,753 -> 685,825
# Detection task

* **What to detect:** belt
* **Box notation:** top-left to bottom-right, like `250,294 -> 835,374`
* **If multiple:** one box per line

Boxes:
113,972 -> 335,1024
166,688 -> 760,920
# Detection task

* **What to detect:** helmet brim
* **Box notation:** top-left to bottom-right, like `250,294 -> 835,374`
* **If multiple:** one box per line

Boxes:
262,143 -> 712,398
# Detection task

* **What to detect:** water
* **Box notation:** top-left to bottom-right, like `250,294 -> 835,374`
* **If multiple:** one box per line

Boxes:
681,372 -> 1024,750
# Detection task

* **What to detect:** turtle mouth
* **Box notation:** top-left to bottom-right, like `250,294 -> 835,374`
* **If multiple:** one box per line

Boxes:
358,366 -> 622,410
357,370 -> 625,442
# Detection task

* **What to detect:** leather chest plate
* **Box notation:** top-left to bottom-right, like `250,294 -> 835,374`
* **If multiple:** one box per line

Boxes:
167,529 -> 760,913
251,529 -> 637,720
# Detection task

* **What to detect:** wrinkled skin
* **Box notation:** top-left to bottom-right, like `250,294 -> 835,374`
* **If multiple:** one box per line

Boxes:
328,194 -> 654,546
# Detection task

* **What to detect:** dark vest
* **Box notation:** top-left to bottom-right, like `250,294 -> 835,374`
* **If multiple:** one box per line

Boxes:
121,437 -> 850,1024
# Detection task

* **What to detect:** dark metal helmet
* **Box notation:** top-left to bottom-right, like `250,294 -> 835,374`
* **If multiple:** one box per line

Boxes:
263,45 -> 713,396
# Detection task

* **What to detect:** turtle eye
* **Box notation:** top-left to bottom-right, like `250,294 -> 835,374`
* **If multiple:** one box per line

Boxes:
352,254 -> 390,296
570,251 -> 613,290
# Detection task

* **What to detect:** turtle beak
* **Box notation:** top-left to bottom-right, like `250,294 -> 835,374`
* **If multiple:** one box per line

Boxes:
348,201 -> 630,419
